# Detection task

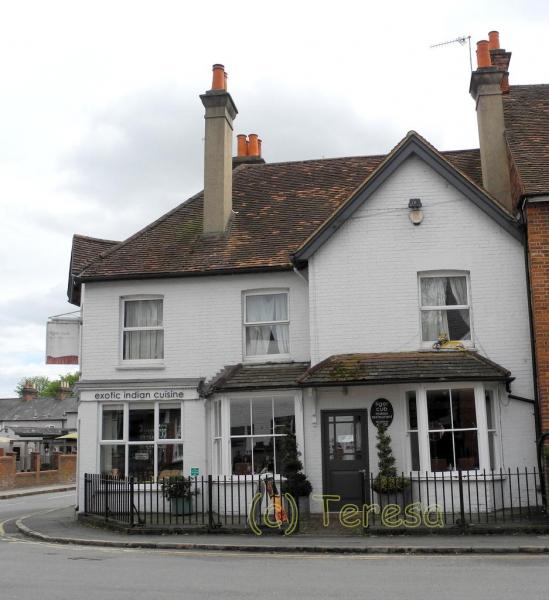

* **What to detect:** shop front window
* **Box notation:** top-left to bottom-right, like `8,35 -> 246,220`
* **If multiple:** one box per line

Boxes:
427,388 -> 479,472
100,402 -> 183,481
229,396 -> 295,475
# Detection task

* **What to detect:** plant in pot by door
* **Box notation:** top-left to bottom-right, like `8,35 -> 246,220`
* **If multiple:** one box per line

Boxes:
278,428 -> 313,517
161,476 -> 194,515
371,424 -> 410,506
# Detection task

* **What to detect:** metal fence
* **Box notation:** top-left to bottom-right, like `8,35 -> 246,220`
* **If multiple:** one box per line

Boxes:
84,467 -> 547,532
363,468 -> 546,528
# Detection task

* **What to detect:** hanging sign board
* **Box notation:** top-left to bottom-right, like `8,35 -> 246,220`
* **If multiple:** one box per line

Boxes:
370,398 -> 394,428
190,467 -> 200,477
46,318 -> 80,365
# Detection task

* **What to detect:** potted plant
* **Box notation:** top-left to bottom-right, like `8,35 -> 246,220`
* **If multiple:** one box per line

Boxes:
161,476 -> 194,515
278,428 -> 313,516
371,424 -> 410,505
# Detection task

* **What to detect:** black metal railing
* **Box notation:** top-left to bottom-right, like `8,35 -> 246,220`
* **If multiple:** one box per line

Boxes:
84,467 -> 547,532
362,467 -> 546,528
84,473 -> 291,530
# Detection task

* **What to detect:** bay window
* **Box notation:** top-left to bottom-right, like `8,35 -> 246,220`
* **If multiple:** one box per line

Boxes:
405,384 -> 498,473
419,274 -> 471,343
100,402 -> 182,480
212,395 -> 296,475
122,297 -> 164,361
244,291 -> 289,359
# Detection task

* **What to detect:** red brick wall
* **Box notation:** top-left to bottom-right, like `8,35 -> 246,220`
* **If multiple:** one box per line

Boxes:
57,454 -> 77,483
0,456 -> 16,490
527,202 -> 549,435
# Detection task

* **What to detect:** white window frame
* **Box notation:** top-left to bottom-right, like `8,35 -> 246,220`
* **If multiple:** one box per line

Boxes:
404,382 -> 497,474
418,271 -> 474,348
99,401 -> 183,481
211,392 -> 303,477
242,289 -> 290,362
119,295 -> 165,366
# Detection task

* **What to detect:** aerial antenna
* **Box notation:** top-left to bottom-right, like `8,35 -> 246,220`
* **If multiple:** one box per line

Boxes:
430,35 -> 472,71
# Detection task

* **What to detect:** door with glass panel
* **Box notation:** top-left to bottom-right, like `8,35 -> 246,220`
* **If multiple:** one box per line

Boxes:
321,410 -> 369,509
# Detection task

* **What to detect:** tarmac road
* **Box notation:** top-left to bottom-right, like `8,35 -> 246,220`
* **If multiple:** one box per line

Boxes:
1,491 -> 549,600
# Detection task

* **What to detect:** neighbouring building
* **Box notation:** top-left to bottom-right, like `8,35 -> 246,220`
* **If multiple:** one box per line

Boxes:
66,32 -> 549,515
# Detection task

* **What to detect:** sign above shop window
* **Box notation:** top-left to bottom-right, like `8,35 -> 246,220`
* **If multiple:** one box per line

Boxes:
93,390 -> 186,400
370,398 -> 394,428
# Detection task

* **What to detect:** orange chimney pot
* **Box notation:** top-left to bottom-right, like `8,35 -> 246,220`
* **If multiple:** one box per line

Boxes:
488,31 -> 500,50
476,40 -> 491,68
248,134 -> 259,157
237,134 -> 248,157
211,64 -> 225,91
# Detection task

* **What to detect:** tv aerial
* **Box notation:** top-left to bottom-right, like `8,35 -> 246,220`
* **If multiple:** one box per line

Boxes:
430,35 -> 472,71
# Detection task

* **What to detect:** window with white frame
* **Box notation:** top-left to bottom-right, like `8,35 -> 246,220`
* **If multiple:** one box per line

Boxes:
427,388 -> 478,472
227,396 -> 295,475
406,391 -> 420,471
212,400 -> 222,475
122,298 -> 164,360
100,402 -> 182,481
404,384 -> 497,473
243,291 -> 289,358
419,274 -> 471,343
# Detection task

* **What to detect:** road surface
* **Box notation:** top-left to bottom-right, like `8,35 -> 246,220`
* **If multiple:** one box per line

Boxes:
1,491 -> 549,599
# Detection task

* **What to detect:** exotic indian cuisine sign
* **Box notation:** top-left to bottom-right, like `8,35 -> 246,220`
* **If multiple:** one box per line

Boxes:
370,398 -> 394,428
46,317 -> 81,365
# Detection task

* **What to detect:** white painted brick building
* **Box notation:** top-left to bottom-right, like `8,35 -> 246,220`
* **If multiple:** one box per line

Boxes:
68,64 -> 539,518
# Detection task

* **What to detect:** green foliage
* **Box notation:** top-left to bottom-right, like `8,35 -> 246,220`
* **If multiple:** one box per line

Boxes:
15,372 -> 80,398
161,476 -> 193,500
372,424 -> 410,494
277,428 -> 312,497
15,376 -> 51,397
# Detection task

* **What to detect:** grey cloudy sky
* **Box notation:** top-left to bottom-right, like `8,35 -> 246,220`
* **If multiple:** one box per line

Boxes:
0,0 -> 548,395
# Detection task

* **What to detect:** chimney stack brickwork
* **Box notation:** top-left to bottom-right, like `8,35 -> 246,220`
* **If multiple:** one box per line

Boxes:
200,64 -> 238,235
470,32 -> 513,212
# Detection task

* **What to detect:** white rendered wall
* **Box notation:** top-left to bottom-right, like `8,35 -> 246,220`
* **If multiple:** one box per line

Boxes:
81,271 -> 309,381
308,155 -> 534,400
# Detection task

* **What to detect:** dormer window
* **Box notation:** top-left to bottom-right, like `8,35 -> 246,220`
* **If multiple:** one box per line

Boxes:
243,291 -> 289,359
419,273 -> 471,344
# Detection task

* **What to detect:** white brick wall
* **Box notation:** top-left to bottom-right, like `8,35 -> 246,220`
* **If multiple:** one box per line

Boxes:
81,271 -> 309,381
309,155 -> 534,399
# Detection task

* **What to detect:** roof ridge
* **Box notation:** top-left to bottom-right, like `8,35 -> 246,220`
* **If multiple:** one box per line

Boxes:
73,233 -> 120,245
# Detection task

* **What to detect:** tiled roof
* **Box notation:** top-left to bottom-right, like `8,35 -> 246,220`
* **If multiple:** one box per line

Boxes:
0,396 -> 78,421
206,362 -> 310,394
504,84 -> 549,196
298,352 -> 511,386
75,149 -> 481,282
70,234 -> 120,277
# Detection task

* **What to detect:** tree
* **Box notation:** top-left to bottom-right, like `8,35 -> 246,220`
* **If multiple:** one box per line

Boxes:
15,372 -> 80,398
15,376 -> 51,397
371,424 -> 409,494
277,427 -> 312,498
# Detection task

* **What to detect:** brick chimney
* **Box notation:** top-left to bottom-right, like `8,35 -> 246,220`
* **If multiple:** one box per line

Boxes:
200,64 -> 238,234
57,380 -> 70,401
22,381 -> 38,401
470,31 -> 513,212
233,133 -> 266,167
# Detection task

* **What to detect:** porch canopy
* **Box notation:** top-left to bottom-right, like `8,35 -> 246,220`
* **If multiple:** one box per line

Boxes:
297,351 -> 512,387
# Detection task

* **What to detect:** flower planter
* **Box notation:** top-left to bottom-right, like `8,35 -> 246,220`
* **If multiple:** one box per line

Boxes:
170,496 -> 194,515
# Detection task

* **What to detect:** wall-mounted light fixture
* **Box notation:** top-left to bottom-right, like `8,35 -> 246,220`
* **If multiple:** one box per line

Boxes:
408,198 -> 423,225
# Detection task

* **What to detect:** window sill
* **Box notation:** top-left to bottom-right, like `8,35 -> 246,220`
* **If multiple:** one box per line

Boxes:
116,362 -> 166,371
243,355 -> 291,364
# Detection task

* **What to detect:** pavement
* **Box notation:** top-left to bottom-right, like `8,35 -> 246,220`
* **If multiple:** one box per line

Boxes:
0,484 -> 76,500
13,505 -> 549,554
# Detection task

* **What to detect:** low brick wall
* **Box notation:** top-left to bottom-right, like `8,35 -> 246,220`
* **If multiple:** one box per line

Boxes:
0,452 -> 77,491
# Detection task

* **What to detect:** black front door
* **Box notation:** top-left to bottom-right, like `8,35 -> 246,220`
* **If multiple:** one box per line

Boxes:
321,410 -> 369,508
